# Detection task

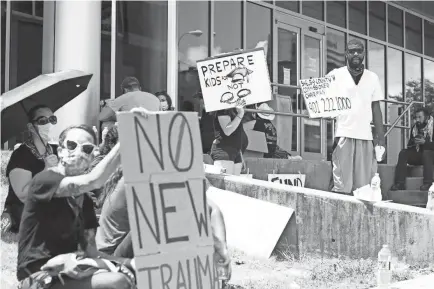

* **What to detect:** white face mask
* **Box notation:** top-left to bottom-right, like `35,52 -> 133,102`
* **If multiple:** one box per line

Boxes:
160,101 -> 169,111
36,124 -> 52,141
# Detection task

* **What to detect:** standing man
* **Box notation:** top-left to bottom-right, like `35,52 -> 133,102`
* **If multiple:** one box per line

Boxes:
328,39 -> 385,194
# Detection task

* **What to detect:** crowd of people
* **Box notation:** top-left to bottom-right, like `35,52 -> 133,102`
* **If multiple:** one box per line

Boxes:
1,77 -> 231,289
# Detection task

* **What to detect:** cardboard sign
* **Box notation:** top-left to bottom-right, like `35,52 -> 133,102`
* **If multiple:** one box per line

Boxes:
117,112 -> 215,289
207,187 -> 294,259
268,174 -> 306,187
197,48 -> 273,112
299,76 -> 353,118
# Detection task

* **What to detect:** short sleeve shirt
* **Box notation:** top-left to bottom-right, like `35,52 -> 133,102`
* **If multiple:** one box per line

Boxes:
5,144 -> 58,207
214,109 -> 248,151
253,119 -> 277,153
17,170 -> 98,281
327,67 -> 384,140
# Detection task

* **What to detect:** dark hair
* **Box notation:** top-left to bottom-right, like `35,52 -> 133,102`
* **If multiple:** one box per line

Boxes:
59,125 -> 97,146
181,100 -> 195,112
27,104 -> 50,122
416,106 -> 431,117
121,76 -> 141,91
155,91 -> 173,110
99,125 -> 119,155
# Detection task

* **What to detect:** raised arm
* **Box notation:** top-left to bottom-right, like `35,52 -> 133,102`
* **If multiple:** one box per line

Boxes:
54,142 -> 121,198
218,107 -> 244,136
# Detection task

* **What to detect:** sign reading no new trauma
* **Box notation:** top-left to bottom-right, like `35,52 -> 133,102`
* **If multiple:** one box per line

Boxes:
117,111 -> 217,289
300,76 -> 353,118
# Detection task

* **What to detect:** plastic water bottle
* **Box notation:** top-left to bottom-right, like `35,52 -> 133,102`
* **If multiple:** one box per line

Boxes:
377,244 -> 392,288
217,260 -> 229,289
426,182 -> 434,211
371,173 -> 382,202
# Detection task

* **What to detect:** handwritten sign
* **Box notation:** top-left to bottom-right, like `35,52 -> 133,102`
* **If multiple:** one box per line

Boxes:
299,76 -> 353,118
197,48 -> 273,112
117,112 -> 216,289
268,174 -> 306,187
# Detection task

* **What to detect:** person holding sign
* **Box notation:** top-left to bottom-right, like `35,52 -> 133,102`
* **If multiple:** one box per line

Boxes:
327,39 -> 385,194
211,105 -> 249,175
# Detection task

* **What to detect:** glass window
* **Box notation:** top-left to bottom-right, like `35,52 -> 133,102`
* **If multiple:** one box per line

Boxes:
35,1 -> 43,17
388,5 -> 403,47
369,1 -> 386,41
178,1 -> 209,112
326,1 -> 346,28
326,28 -> 346,73
405,54 -> 422,125
387,48 -> 404,164
246,2 -> 272,74
425,20 -> 434,58
302,1 -> 324,21
425,60 -> 434,112
368,42 -> 386,123
405,13 -> 422,53
115,1 -> 168,96
213,1 -> 242,55
1,1 -> 6,94
100,1 -> 111,101
326,28 -> 346,159
349,1 -> 367,35
276,1 -> 299,13
11,1 -> 32,15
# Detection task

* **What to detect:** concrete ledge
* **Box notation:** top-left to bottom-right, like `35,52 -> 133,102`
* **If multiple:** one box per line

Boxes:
206,173 -> 434,265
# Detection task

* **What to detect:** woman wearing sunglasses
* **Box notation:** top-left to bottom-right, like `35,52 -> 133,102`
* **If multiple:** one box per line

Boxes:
1,104 -> 58,233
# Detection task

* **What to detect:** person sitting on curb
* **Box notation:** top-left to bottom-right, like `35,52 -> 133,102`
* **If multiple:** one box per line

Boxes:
390,107 -> 434,191
1,104 -> 59,234
17,107 -> 148,289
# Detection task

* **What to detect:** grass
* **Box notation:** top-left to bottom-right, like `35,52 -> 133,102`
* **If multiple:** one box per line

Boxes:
1,150 -> 433,289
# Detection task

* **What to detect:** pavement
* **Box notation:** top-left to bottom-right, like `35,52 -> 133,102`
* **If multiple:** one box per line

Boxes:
372,273 -> 434,289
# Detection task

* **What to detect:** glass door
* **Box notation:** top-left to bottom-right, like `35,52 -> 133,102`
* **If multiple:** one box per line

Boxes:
274,13 -> 326,160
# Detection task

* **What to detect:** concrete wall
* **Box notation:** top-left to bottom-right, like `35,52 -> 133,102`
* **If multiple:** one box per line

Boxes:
206,173 -> 434,265
243,158 -> 396,198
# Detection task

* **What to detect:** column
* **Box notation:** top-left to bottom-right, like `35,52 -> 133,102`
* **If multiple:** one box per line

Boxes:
42,0 -> 55,74
167,0 -> 178,109
49,0 -> 101,142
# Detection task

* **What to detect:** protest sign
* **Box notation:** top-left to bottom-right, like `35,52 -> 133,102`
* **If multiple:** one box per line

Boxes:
197,48 -> 272,112
117,111 -> 215,289
268,174 -> 306,187
299,76 -> 353,118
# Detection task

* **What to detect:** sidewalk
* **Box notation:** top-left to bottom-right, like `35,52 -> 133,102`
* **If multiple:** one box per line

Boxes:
372,274 -> 434,289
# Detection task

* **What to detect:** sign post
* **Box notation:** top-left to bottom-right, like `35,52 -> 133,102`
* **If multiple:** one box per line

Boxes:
117,111 -> 218,289
197,48 -> 273,112
299,76 -> 353,118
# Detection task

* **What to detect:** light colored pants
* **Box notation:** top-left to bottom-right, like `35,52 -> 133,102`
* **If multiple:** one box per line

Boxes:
331,137 -> 377,194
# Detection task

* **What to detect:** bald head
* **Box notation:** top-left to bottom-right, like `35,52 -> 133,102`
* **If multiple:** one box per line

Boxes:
346,39 -> 365,69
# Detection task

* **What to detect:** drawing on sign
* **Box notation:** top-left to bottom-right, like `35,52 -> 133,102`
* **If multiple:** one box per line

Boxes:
299,75 -> 353,118
268,174 -> 306,188
197,48 -> 273,112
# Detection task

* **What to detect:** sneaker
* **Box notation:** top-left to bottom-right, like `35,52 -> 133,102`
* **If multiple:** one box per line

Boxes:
390,183 -> 406,191
420,183 -> 431,191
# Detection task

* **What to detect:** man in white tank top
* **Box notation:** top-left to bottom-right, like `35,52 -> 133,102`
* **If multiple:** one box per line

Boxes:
327,39 -> 385,194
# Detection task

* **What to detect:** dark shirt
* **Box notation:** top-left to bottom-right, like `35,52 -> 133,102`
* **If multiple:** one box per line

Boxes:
253,118 -> 278,155
407,123 -> 434,151
4,144 -> 58,232
200,110 -> 217,154
17,170 -> 98,281
214,109 -> 248,152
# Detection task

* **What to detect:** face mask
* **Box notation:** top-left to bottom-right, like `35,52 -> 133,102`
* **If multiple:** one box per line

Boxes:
60,145 -> 93,176
161,101 -> 169,111
37,124 -> 52,141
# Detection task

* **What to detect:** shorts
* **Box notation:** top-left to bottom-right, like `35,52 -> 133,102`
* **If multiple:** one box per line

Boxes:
210,143 -> 242,164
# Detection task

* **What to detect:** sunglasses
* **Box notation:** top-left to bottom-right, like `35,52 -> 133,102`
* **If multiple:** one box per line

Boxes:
347,48 -> 364,55
65,140 -> 95,155
32,115 -> 57,126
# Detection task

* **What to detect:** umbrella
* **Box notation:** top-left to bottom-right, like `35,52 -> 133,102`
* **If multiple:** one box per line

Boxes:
1,69 -> 93,142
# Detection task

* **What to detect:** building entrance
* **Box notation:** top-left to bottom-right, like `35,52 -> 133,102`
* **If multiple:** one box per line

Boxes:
272,13 -> 327,160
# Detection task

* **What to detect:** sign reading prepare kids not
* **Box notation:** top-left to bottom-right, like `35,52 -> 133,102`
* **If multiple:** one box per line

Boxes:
197,48 -> 273,112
